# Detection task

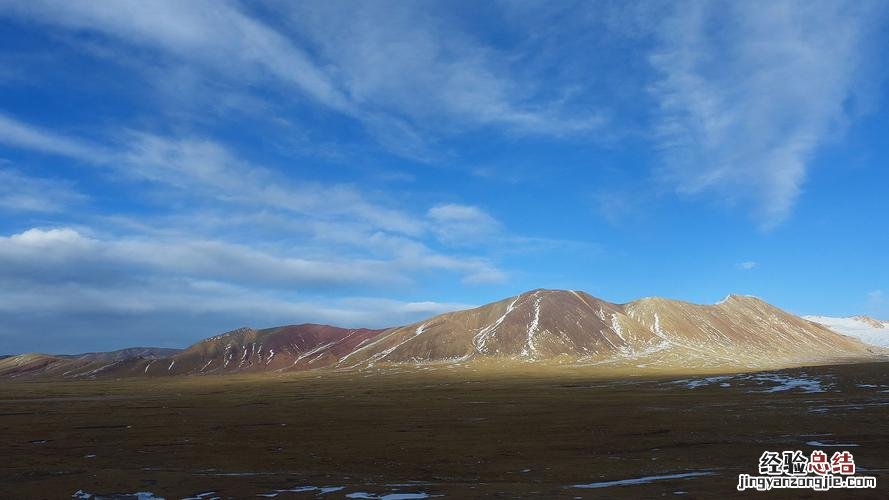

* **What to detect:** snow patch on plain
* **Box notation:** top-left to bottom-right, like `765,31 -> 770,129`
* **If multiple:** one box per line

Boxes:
570,471 -> 716,489
345,493 -> 432,500
73,491 -> 163,499
806,441 -> 859,447
670,373 -> 831,393
258,485 -> 345,497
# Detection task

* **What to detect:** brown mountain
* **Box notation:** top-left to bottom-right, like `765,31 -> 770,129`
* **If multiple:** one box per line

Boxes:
0,290 -> 880,378
336,289 -> 878,370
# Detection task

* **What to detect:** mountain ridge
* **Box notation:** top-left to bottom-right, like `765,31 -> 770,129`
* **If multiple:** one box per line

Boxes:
1,289 -> 883,378
335,289 -> 878,370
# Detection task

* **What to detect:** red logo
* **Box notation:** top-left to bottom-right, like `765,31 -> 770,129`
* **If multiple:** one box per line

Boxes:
830,451 -> 855,475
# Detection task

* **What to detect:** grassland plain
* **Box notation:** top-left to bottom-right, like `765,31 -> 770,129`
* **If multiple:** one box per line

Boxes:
1,362 -> 888,499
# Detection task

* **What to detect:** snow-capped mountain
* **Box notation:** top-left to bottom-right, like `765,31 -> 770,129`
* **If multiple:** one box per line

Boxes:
804,315 -> 889,348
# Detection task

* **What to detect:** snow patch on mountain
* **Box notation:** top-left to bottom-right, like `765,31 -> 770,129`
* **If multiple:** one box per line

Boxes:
804,315 -> 889,347
473,294 -> 520,355
521,293 -> 542,358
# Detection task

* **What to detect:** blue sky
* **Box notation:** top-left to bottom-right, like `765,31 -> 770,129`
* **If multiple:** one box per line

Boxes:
1,1 -> 887,353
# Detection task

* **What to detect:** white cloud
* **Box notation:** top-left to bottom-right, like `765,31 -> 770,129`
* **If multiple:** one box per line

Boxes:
0,114 -> 515,283
735,261 -> 758,271
649,0 -> 881,227
0,114 -> 512,290
0,227 -> 504,288
0,227 -> 381,287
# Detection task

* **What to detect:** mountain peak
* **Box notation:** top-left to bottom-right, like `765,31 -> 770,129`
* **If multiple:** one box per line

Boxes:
850,315 -> 888,328
716,293 -> 764,304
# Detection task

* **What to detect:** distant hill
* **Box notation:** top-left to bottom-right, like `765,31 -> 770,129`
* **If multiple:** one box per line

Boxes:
1,290 -> 882,378
62,347 -> 182,362
804,315 -> 889,348
0,326 -> 382,378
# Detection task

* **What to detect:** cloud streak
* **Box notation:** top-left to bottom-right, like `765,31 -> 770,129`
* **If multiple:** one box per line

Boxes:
0,113 -> 109,160
0,167 -> 87,213
0,0 -> 601,160
0,113 -> 424,235
1,0 -> 349,110
649,0 -> 881,227
286,1 -> 603,136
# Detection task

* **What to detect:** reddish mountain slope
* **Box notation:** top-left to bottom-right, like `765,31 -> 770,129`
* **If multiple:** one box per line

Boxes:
143,324 -> 385,375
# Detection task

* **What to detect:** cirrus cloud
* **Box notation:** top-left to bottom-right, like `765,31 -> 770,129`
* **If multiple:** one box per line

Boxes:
649,0 -> 882,227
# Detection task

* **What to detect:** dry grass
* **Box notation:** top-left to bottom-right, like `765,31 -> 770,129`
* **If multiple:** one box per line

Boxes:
2,362 -> 888,498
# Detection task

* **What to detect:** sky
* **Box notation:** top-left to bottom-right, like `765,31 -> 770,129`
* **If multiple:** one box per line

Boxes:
1,0 -> 888,354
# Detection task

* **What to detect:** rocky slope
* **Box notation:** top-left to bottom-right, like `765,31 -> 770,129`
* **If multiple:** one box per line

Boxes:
1,290 -> 881,378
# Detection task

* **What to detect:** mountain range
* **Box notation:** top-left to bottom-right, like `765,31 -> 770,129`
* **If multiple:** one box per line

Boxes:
1,289 -> 883,378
